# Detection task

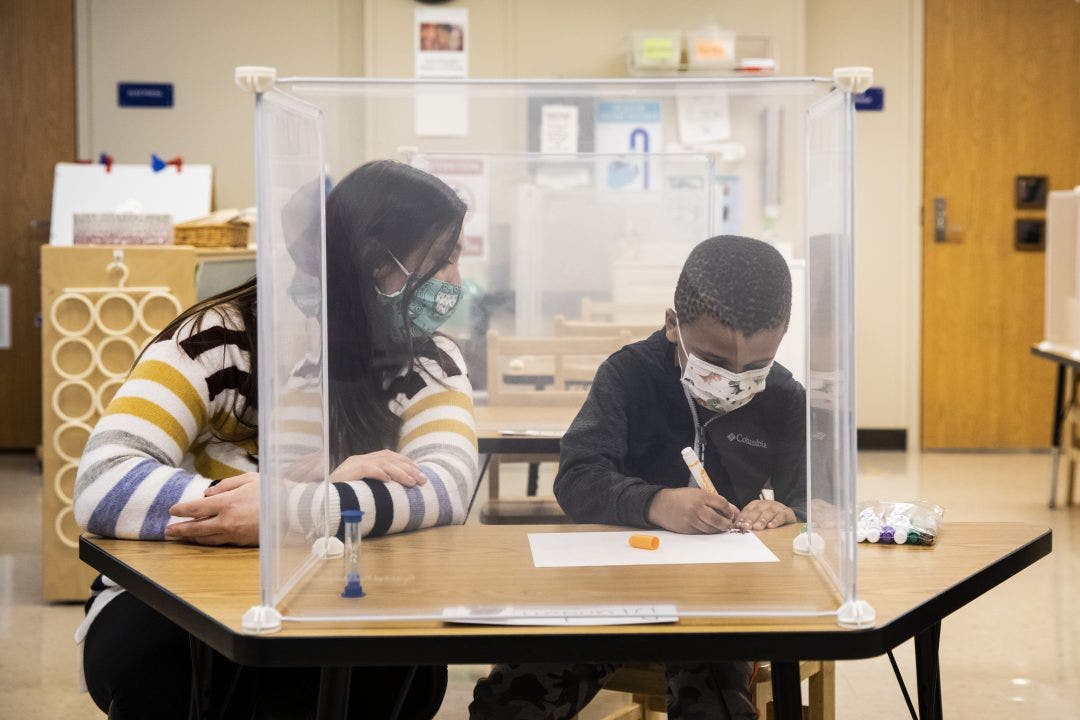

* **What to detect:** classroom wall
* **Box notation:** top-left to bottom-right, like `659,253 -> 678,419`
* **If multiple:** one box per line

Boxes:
806,0 -> 922,434
361,0 -> 805,77
76,0 -> 920,437
75,0 -> 365,209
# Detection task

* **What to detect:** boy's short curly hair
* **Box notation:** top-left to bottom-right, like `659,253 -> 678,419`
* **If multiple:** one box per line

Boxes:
674,235 -> 791,335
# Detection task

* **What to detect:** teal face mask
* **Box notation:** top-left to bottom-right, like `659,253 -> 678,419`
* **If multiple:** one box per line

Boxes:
376,253 -> 462,343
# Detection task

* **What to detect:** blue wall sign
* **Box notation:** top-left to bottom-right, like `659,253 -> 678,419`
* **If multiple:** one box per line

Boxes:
118,83 -> 174,108
854,86 -> 884,112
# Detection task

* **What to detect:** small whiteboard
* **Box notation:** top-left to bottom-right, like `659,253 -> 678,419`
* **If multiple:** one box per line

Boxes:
50,163 -> 213,245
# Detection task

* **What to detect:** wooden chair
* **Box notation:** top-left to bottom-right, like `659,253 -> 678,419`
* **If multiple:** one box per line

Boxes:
480,330 -> 630,525
553,314 -> 658,341
551,315 -> 656,385
580,297 -> 666,324
591,661 -> 835,720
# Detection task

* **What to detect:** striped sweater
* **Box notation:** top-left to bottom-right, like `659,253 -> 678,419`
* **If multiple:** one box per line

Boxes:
73,306 -> 480,543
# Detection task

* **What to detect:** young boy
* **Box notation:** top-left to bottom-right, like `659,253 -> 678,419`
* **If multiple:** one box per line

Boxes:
470,235 -> 805,720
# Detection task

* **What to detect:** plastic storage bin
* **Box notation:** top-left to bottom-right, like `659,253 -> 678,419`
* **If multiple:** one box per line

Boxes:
629,30 -> 684,70
238,67 -> 874,631
686,28 -> 737,69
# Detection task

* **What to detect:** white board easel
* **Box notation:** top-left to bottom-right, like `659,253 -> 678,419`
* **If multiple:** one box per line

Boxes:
49,163 -> 213,245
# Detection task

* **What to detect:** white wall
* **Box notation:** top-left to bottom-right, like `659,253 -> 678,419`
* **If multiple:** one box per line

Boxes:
76,0 -> 364,209
362,0 -> 805,77
77,0 -> 920,435
806,0 -> 922,434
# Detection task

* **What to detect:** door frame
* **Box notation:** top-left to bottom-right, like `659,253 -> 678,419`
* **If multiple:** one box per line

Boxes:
908,0 -> 925,450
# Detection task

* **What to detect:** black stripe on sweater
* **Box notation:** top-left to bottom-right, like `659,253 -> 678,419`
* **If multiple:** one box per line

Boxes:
178,326 -> 251,360
333,482 -> 360,541
206,367 -> 255,405
365,480 -> 394,537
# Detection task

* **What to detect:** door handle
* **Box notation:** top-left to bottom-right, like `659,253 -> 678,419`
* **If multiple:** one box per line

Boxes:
933,197 -> 963,242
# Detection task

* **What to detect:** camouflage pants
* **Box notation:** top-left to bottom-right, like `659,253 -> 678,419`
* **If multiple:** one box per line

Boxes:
469,661 -> 757,720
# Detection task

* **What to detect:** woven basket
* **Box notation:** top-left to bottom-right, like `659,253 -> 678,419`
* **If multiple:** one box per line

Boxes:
174,210 -> 251,248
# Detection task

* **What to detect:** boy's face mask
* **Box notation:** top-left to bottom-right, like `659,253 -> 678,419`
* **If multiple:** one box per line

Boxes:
376,252 -> 462,343
675,318 -> 772,413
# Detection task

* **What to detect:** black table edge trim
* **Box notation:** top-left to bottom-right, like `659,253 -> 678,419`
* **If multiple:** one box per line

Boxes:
80,528 -> 1051,668
1031,344 -> 1080,370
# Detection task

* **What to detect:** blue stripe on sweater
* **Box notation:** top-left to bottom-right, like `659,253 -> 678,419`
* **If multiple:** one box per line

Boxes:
404,467 -> 451,531
139,469 -> 195,539
86,458 -> 159,537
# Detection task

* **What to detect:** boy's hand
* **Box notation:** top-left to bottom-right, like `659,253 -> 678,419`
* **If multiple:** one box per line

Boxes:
735,499 -> 796,531
646,488 -> 739,534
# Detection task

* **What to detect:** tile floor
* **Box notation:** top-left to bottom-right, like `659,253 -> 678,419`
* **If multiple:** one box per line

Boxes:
0,450 -> 1074,718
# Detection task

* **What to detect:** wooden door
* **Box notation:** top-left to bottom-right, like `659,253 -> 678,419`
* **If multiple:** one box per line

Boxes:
0,0 -> 76,448
922,0 -> 1080,448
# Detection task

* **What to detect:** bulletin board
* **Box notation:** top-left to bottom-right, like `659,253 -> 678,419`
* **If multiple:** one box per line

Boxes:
40,246 -> 197,600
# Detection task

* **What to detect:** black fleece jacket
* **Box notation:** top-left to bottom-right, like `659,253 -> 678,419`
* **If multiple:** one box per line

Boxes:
553,330 -> 807,528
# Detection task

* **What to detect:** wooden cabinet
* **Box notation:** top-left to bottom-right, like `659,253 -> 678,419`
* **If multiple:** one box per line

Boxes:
39,245 -> 253,600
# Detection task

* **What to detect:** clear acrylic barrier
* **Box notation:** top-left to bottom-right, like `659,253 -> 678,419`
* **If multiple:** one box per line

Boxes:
252,77 -> 860,625
255,90 -> 329,609
1043,190 -> 1080,354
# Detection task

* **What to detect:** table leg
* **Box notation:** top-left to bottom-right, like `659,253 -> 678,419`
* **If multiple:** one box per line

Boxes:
1050,364 -> 1066,508
316,666 -> 351,720
187,636 -> 211,720
388,666 -> 418,720
915,623 -> 943,720
526,463 -> 540,496
769,660 -> 802,720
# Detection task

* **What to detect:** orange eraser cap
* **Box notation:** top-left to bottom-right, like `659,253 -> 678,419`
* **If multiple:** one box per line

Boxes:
629,534 -> 660,550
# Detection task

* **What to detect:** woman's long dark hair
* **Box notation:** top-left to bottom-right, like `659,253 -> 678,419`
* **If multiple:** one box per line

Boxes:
325,160 -> 466,462
136,160 -> 465,457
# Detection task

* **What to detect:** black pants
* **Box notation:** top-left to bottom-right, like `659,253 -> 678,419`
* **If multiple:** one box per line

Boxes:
84,592 -> 447,720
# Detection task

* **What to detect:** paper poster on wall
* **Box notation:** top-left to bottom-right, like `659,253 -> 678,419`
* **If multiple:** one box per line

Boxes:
415,6 -> 468,78
594,101 -> 662,191
664,173 -> 709,242
676,90 -> 731,145
540,105 -> 580,154
414,6 -> 469,137
413,155 -> 489,260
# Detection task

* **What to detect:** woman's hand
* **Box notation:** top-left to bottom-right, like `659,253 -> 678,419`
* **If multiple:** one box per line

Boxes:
166,472 -> 260,546
330,450 -> 427,487
735,499 -> 797,531
284,452 -> 325,483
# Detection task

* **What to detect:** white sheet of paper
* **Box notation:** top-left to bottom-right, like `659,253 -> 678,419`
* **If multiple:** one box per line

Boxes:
415,88 -> 468,137
442,604 -> 679,626
528,530 -> 779,568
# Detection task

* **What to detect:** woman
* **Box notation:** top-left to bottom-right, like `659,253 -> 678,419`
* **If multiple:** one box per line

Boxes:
74,160 -> 478,719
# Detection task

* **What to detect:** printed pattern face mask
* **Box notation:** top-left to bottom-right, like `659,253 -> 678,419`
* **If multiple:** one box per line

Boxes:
377,252 -> 462,343
675,319 -> 771,413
